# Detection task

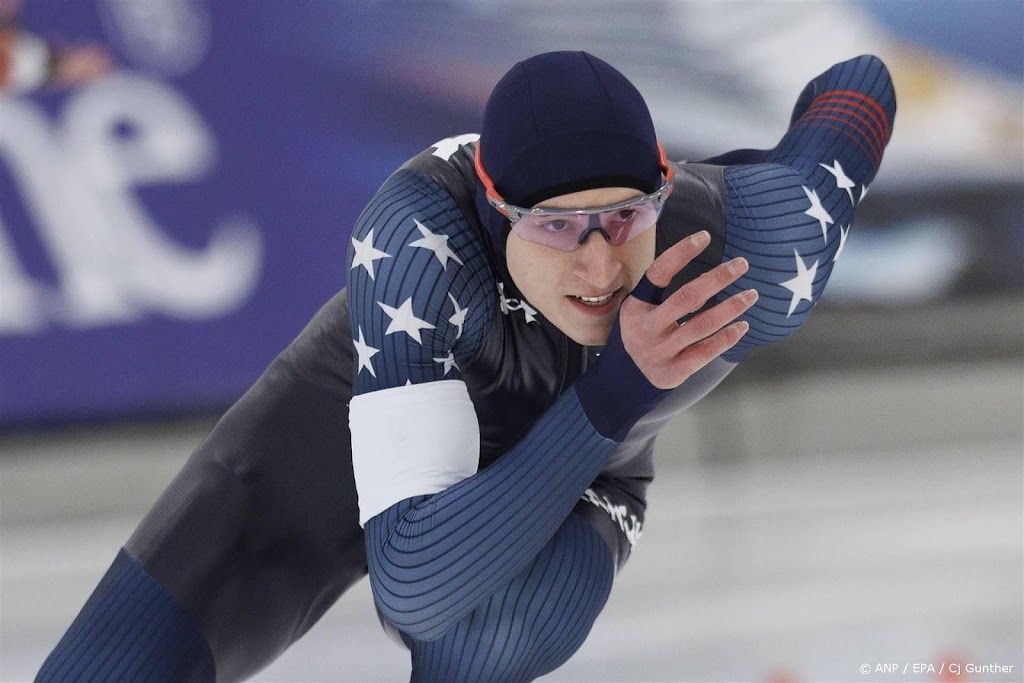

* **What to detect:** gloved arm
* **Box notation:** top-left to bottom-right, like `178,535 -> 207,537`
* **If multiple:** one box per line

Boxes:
706,55 -> 897,361
348,169 -> 659,642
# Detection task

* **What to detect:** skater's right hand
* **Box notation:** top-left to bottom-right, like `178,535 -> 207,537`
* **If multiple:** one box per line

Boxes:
618,230 -> 756,390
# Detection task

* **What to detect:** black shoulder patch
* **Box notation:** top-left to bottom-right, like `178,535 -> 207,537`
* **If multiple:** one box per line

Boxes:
656,162 -> 727,301
399,136 -> 480,222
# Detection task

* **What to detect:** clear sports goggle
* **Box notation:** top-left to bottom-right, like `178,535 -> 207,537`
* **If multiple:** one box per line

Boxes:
474,142 -> 675,252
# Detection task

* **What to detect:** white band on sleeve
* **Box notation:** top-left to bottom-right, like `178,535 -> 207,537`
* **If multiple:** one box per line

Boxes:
350,379 -> 480,527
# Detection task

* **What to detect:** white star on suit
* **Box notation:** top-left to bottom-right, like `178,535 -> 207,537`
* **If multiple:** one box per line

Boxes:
859,184 -> 869,204
353,327 -> 380,377
779,249 -> 819,317
819,159 -> 856,205
378,297 -> 435,344
448,293 -> 468,340
410,220 -> 463,270
350,229 -> 391,281
431,133 -> 480,161
834,224 -> 850,261
802,186 -> 834,242
433,351 -> 458,376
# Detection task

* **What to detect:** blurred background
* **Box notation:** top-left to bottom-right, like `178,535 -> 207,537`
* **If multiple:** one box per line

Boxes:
1,1 -> 1021,681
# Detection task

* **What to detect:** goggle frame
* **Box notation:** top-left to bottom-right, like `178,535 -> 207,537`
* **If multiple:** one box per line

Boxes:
473,141 -> 675,225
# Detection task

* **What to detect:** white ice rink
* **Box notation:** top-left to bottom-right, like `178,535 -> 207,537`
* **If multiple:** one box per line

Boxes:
3,361 -> 1022,682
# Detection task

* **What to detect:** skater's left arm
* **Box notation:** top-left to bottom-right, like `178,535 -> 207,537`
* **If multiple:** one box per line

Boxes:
673,55 -> 897,363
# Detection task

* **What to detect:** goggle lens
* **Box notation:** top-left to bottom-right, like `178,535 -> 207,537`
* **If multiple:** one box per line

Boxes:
511,199 -> 664,251
474,139 -> 675,252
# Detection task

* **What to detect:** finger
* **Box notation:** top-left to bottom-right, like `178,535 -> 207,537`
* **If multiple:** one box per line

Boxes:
644,230 -> 711,288
654,256 -> 748,329
674,320 -> 749,378
630,274 -> 665,305
670,288 -> 757,349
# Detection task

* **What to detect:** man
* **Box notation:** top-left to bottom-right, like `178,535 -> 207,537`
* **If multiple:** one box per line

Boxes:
39,51 -> 895,681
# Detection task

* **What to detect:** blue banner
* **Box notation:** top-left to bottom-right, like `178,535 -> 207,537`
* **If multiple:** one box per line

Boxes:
2,1 -> 1020,425
0,2 -> 483,424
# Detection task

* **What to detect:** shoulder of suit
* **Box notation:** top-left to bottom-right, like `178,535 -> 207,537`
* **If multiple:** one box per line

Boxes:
399,134 -> 481,205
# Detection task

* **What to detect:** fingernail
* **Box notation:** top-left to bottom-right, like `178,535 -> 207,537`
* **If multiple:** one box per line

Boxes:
691,230 -> 710,245
741,288 -> 758,303
735,321 -> 749,333
728,257 -> 748,274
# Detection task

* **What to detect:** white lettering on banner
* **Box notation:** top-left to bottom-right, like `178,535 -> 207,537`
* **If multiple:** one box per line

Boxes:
0,213 -> 44,333
581,487 -> 643,548
0,73 -> 262,334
